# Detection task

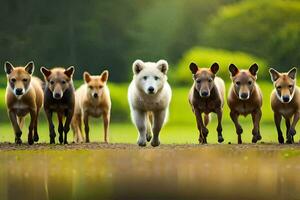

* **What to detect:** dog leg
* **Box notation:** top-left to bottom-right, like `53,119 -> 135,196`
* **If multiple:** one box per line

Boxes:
274,113 -> 284,144
33,108 -> 39,142
103,111 -> 110,143
57,112 -> 64,144
146,112 -> 153,142
132,109 -> 147,147
28,108 -> 37,145
83,112 -> 90,143
45,109 -> 56,144
194,108 -> 207,144
63,109 -> 74,144
285,118 -> 293,143
251,109 -> 262,143
151,110 -> 167,147
216,109 -> 224,143
230,111 -> 243,144
287,112 -> 300,144
9,110 -> 22,144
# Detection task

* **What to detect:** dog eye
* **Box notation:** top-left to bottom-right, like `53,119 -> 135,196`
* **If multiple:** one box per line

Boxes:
50,80 -> 55,85
208,78 -> 212,83
89,86 -> 93,89
196,80 -> 201,84
11,78 -> 16,82
248,81 -> 252,85
99,86 -> 103,89
277,86 -> 282,90
23,78 -> 28,82
154,76 -> 159,80
289,85 -> 293,89
143,76 -> 147,80
62,80 -> 66,84
236,81 -> 241,86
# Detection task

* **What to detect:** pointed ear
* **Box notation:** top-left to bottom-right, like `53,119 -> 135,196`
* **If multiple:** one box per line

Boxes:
157,60 -> 168,74
189,62 -> 198,74
25,61 -> 34,75
210,62 -> 219,74
288,67 -> 297,80
64,66 -> 75,78
132,60 -> 144,74
269,68 -> 280,82
100,70 -> 109,82
83,72 -> 91,83
249,63 -> 259,77
40,67 -> 51,78
4,61 -> 14,75
229,64 -> 239,77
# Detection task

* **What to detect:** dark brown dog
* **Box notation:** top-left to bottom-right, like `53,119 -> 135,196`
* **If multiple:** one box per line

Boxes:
40,67 -> 75,144
188,62 -> 225,144
227,63 -> 262,144
269,67 -> 299,144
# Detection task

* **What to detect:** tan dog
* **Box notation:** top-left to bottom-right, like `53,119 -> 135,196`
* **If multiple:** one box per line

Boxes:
4,61 -> 43,145
228,63 -> 262,144
71,70 -> 111,143
269,67 -> 299,144
40,66 -> 75,144
188,62 -> 225,144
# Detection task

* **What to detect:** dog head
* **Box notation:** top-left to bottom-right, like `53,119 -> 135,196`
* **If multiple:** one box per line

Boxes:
4,61 -> 34,99
132,59 -> 168,95
84,70 -> 109,99
269,67 -> 297,103
189,62 -> 219,98
229,63 -> 259,100
40,66 -> 74,99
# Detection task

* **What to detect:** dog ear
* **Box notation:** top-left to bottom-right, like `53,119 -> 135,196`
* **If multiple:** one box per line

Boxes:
83,72 -> 91,83
210,62 -> 219,74
25,61 -> 34,75
229,64 -> 239,77
189,62 -> 198,74
40,67 -> 51,78
64,66 -> 75,78
269,68 -> 280,82
288,67 -> 297,80
249,63 -> 259,77
132,60 -> 144,74
100,70 -> 109,82
157,60 -> 169,74
4,61 -> 14,75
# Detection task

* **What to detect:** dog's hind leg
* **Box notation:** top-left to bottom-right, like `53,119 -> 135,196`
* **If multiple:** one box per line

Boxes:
57,112 -> 64,144
33,108 -> 40,142
204,114 -> 210,127
146,112 -> 153,142
216,109 -> 224,143
285,118 -> 293,143
17,117 -> 25,130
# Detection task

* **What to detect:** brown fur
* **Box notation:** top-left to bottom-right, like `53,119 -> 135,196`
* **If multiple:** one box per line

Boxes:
41,66 -> 75,144
4,61 -> 43,145
269,67 -> 299,144
71,70 -> 111,143
227,63 -> 262,144
188,62 -> 225,144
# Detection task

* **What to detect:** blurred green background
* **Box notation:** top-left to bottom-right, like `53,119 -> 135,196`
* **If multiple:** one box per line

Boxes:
0,0 -> 300,144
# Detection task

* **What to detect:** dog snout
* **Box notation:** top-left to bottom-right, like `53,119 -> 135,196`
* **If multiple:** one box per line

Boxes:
148,86 -> 155,94
93,93 -> 98,98
240,93 -> 249,100
15,88 -> 23,95
282,95 -> 290,103
201,91 -> 209,97
54,93 -> 62,99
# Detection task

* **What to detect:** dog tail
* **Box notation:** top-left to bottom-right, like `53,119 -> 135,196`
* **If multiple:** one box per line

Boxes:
204,114 -> 211,126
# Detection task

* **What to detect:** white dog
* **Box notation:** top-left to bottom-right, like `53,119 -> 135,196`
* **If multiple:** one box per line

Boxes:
128,59 -> 172,147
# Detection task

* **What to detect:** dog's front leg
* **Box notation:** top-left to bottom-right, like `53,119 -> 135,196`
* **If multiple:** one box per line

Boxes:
230,111 -> 243,144
251,109 -> 262,143
63,109 -> 74,144
45,109 -> 56,144
83,112 -> 90,143
285,118 -> 293,143
151,109 -> 167,147
216,108 -> 224,143
103,111 -> 110,143
28,108 -> 37,145
8,110 -> 22,144
274,113 -> 284,144
133,109 -> 147,147
57,112 -> 64,144
287,111 -> 300,144
194,108 -> 207,144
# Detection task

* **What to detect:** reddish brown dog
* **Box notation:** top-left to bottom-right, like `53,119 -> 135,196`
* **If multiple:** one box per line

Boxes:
188,62 -> 225,144
227,63 -> 262,144
269,67 -> 299,144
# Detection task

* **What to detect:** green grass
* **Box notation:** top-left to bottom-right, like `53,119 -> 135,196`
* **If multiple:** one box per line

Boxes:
1,81 -> 300,144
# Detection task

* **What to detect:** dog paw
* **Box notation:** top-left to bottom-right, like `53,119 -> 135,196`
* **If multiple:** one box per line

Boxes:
289,128 -> 296,136
50,137 -> 55,144
237,126 -> 243,135
201,128 -> 209,136
59,135 -> 64,144
15,137 -> 22,144
146,133 -> 152,142
64,126 -> 70,134
64,140 -> 68,145
33,134 -> 39,142
218,136 -> 224,143
28,136 -> 34,145
137,137 -> 147,147
278,136 -> 284,144
151,139 -> 160,147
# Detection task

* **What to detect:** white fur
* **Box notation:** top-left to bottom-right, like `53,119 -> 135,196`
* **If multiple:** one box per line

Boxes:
128,60 -> 172,147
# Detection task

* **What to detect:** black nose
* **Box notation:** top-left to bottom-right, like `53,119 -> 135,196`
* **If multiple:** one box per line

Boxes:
148,87 -> 154,93
93,93 -> 98,98
201,91 -> 209,97
54,93 -> 61,98
241,93 -> 248,99
283,96 -> 290,102
15,88 -> 23,95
